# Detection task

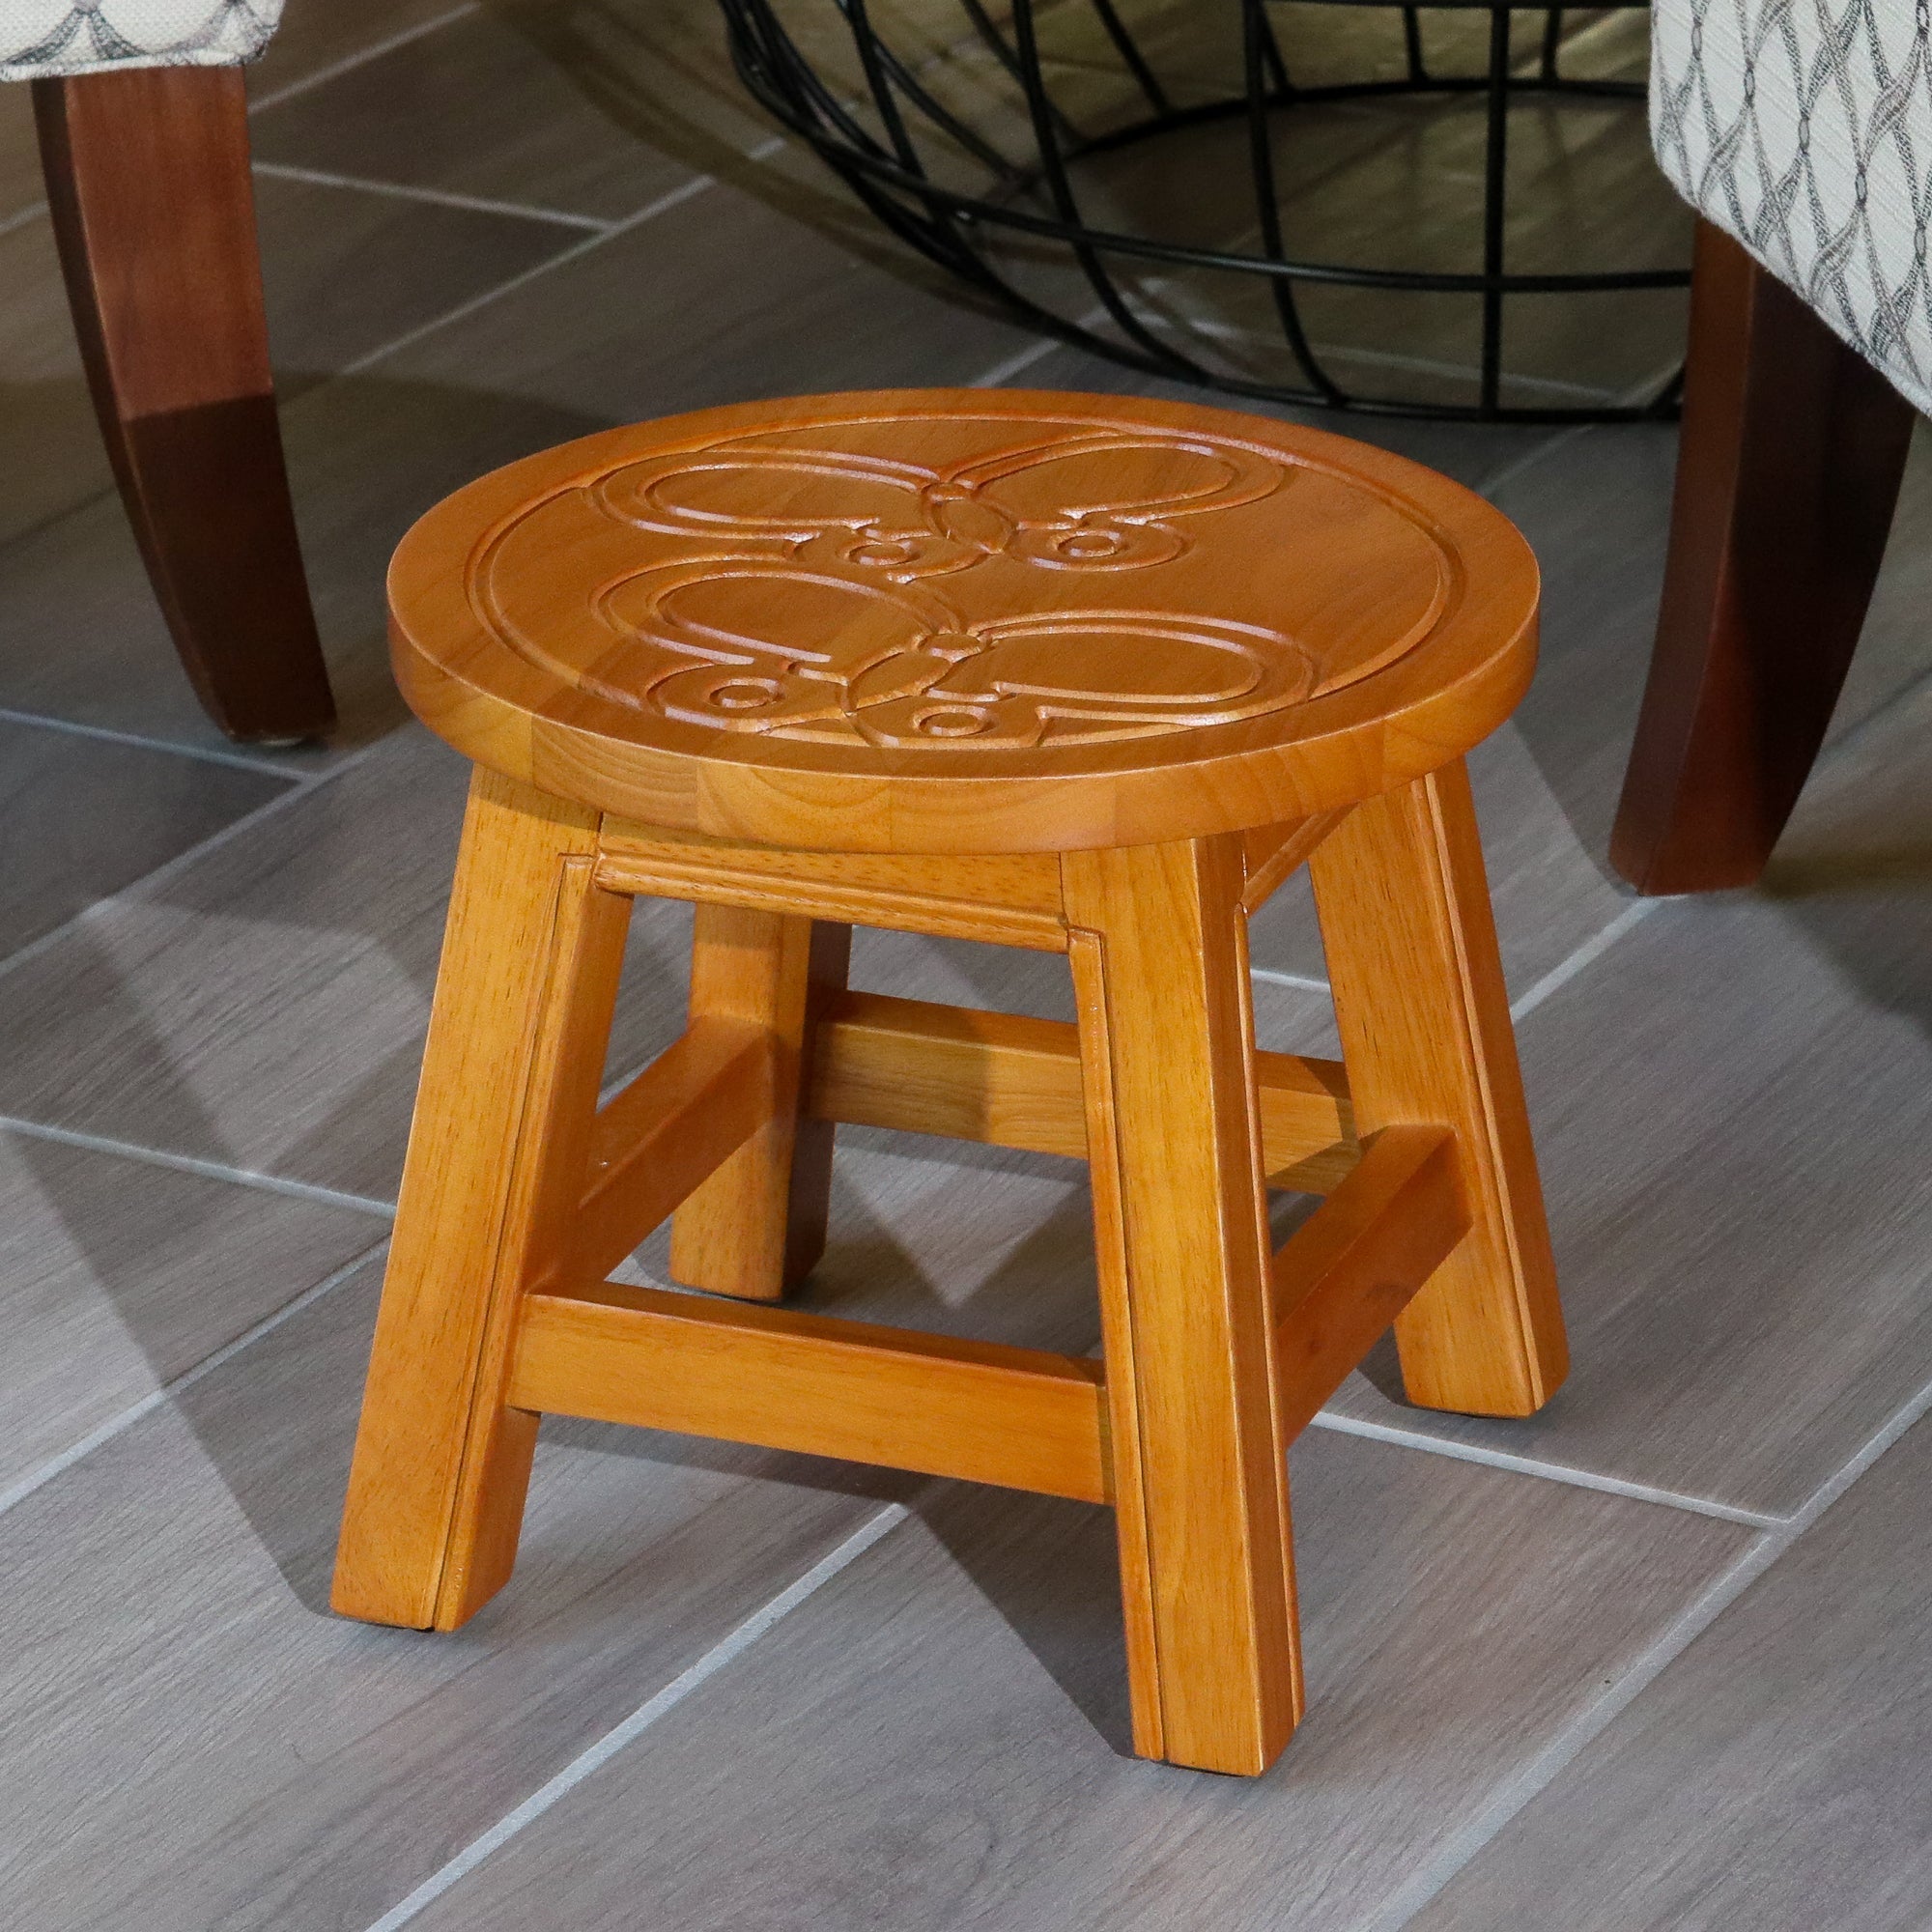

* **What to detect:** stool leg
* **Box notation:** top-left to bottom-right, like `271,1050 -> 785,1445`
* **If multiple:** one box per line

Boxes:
332,769 -> 631,1630
1308,760 -> 1568,1417
669,909 -> 851,1300
1065,835 -> 1301,1776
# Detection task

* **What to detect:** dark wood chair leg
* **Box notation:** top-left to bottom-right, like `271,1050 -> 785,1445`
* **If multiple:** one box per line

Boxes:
33,66 -> 335,744
1609,219 -> 1917,895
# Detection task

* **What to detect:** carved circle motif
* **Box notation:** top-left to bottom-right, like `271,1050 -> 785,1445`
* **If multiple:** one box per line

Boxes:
467,411 -> 1458,759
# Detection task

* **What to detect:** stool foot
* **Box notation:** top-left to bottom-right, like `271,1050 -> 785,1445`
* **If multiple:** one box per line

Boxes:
1309,761 -> 1568,1417
332,770 -> 632,1629
1065,835 -> 1302,1776
669,908 -> 851,1300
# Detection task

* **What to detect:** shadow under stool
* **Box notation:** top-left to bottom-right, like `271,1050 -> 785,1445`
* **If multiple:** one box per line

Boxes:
331,388 -> 1570,1777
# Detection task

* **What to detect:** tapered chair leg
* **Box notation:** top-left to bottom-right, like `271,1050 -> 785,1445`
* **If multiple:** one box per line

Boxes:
34,66 -> 335,744
1065,834 -> 1301,1776
332,771 -> 631,1631
1610,219 -> 1916,894
669,908 -> 851,1300
1309,761 -> 1568,1417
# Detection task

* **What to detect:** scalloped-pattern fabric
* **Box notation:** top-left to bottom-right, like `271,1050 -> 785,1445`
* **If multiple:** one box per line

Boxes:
0,0 -> 281,80
1653,0 -> 1932,415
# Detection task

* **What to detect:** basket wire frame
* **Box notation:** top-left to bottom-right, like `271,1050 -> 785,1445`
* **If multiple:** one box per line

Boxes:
718,0 -> 1690,422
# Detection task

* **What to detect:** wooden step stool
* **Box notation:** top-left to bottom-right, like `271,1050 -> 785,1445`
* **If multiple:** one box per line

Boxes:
332,389 -> 1568,1777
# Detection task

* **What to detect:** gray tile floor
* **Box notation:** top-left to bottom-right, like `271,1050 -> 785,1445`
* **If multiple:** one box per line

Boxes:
4,4 -> 1932,1925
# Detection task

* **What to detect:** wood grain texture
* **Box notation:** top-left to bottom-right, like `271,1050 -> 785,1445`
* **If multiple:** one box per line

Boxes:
1271,1126 -> 1468,1440
331,768 -> 632,1631
510,1282 -> 1107,1502
1610,220 -> 1916,895
810,992 -> 1085,1158
1310,759 -> 1567,1417
575,1017 -> 775,1284
389,388 -> 1541,850
34,67 -> 333,744
668,907 -> 849,1300
1241,810 -> 1352,913
1065,834 -> 1301,1775
597,823 -> 1069,949
806,989 -> 1355,1188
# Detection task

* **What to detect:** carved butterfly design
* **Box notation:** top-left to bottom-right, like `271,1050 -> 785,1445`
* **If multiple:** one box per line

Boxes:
579,423 -> 1312,747
599,558 -> 1313,749
593,425 -> 1286,581
471,418 -> 1344,751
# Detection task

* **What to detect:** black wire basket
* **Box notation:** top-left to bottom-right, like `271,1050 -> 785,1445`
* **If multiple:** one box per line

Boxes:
718,0 -> 1692,421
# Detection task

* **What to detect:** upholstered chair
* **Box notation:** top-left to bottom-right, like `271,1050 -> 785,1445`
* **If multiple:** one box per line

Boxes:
1612,0 -> 1926,892
8,1 -> 334,740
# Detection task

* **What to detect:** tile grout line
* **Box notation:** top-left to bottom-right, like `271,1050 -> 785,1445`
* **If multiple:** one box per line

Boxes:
252,160 -> 614,234
0,734 -> 386,990
0,1233 -> 390,1522
335,173 -> 719,380
1158,322 -> 1623,405
0,1114 -> 397,1220
1306,341 -> 1617,404
358,1501 -> 915,1932
1477,422 -> 1593,504
969,332 -> 1073,389
246,3 -> 481,115
1508,895 -> 1665,1024
10,22 -> 767,364
1474,355 -> 1687,504
0,702 -> 310,779
1307,1411 -> 1784,1530
969,298 -> 1111,388
1370,1360 -> 1932,1931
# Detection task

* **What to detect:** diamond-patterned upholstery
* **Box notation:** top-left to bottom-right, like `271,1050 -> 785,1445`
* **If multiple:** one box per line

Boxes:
0,0 -> 281,80
1653,0 -> 1932,415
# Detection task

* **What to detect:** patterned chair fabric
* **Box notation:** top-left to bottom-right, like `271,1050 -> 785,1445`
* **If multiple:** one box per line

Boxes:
1653,0 -> 1932,416
1,0 -> 281,81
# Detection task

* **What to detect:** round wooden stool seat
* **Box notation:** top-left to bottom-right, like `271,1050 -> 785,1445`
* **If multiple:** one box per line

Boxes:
390,388 -> 1539,853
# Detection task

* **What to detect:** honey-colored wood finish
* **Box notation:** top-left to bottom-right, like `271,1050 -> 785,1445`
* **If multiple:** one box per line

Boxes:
511,1283 -> 1107,1502
599,823 -> 1068,950
340,385 -> 1566,1778
576,1017 -> 774,1283
668,906 -> 850,1300
389,389 -> 1540,854
1240,810 -> 1351,914
331,769 -> 631,1629
806,990 -> 1356,1190
1270,1126 -> 1468,1440
1063,835 -> 1301,1776
1309,760 -> 1568,1416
